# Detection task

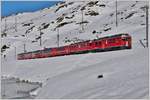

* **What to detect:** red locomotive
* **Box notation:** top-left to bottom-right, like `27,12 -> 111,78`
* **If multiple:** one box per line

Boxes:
18,33 -> 132,60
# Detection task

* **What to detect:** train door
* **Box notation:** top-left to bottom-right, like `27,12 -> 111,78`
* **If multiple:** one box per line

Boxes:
65,46 -> 70,55
101,39 -> 105,49
51,48 -> 57,56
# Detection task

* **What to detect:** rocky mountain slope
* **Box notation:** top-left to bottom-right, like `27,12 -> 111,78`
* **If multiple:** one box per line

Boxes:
1,0 -> 149,99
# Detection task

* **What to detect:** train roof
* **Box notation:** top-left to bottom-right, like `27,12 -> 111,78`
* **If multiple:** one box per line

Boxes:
18,33 -> 130,55
97,33 -> 130,40
70,33 -> 130,44
18,48 -> 52,55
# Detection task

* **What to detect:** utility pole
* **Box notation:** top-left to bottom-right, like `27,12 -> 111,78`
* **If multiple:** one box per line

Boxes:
81,9 -> 84,31
15,16 -> 17,32
40,29 -> 42,46
146,5 -> 149,47
57,29 -> 59,47
3,78 -> 6,97
14,47 -> 16,59
4,18 -> 7,32
23,43 -> 26,53
116,0 -> 118,27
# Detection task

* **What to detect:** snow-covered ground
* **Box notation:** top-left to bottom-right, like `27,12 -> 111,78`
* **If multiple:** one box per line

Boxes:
1,0 -> 149,99
1,76 -> 42,99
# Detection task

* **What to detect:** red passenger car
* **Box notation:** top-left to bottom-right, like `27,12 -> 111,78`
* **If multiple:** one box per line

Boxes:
18,33 -> 131,60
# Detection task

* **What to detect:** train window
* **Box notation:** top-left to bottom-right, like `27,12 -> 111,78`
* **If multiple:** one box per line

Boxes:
95,42 -> 100,46
108,39 -> 115,43
81,44 -> 85,47
89,43 -> 92,46
95,42 -> 101,46
95,42 -> 97,46
99,42 -> 101,45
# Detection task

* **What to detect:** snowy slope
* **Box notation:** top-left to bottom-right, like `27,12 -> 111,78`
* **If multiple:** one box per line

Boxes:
36,48 -> 148,99
1,0 -> 149,99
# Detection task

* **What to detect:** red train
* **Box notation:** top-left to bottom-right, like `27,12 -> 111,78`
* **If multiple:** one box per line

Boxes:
18,33 -> 132,60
